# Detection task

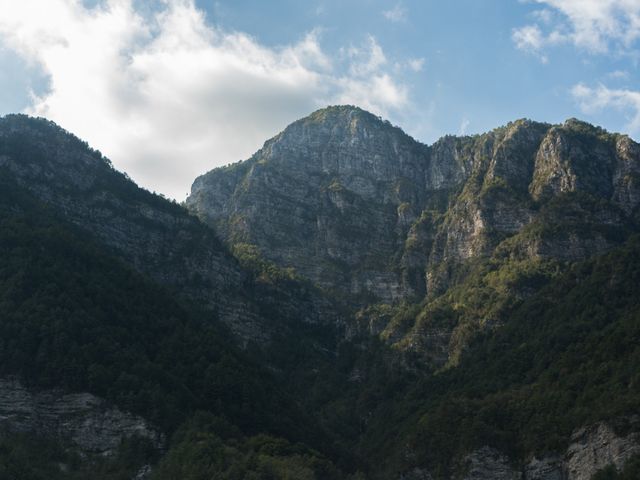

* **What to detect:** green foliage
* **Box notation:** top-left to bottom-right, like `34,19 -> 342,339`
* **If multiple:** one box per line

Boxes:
232,243 -> 298,283
0,433 -> 157,480
0,211 -> 278,433
378,235 -> 640,477
380,302 -> 423,341
562,118 -> 618,145
0,115 -> 190,217
152,413 -> 343,480
318,233 -> 640,479
0,171 -> 349,478
0,174 -> 318,444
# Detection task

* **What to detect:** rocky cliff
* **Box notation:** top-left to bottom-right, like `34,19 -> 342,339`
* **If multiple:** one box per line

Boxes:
398,420 -> 640,480
0,377 -> 163,456
465,421 -> 639,480
188,106 -> 432,303
187,107 -> 640,306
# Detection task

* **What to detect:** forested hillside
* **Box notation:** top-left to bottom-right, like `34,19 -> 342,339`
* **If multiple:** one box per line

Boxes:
0,111 -> 639,479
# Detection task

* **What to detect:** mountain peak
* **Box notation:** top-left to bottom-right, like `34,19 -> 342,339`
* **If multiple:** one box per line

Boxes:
187,107 -> 640,306
304,104 -> 387,125
0,114 -> 112,173
266,105 -> 417,151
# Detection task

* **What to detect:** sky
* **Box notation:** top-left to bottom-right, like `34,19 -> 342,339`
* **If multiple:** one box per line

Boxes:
0,1 -> 639,199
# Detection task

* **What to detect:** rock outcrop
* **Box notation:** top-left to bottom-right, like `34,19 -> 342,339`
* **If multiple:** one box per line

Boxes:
401,421 -> 640,480
0,377 -> 162,456
2,109 -> 638,480
523,456 -> 565,480
525,422 -> 640,479
461,446 -> 520,479
564,422 -> 640,480
188,106 -> 430,304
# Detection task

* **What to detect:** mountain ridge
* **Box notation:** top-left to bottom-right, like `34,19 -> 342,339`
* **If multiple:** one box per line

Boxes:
1,108 -> 639,479
188,107 -> 639,302
0,113 -> 345,345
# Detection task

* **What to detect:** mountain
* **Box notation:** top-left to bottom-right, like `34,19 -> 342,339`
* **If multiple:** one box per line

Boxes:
185,105 -> 640,477
0,109 -> 639,480
0,114 -> 348,342
187,107 -> 639,305
0,114 -> 348,478
187,106 -> 433,304
187,106 -> 640,365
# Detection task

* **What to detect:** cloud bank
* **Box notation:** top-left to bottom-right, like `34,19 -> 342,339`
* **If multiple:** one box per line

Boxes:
572,83 -> 640,135
513,0 -> 640,57
0,0 -> 415,199
513,0 -> 640,137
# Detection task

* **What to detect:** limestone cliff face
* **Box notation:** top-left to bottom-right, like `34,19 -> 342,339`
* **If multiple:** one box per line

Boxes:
188,106 -> 434,303
0,377 -> 162,456
187,109 -> 640,307
564,422 -> 640,480
399,421 -> 640,480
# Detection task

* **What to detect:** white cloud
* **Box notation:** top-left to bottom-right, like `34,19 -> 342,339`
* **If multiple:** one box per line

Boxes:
407,57 -> 425,72
513,2 -> 640,134
513,0 -> 640,58
531,8 -> 554,24
383,3 -> 407,23
334,74 -> 408,114
513,24 -> 544,51
571,82 -> 640,134
512,24 -> 565,62
608,69 -> 630,79
459,117 -> 470,136
344,35 -> 387,76
0,0 -> 414,199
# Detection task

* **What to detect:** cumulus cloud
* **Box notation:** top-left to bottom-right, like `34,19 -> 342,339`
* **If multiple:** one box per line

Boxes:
383,3 -> 407,23
608,69 -> 630,79
513,0 -> 640,58
344,35 -> 387,76
572,83 -> 640,134
407,57 -> 425,72
0,0 -> 413,199
512,24 -> 553,62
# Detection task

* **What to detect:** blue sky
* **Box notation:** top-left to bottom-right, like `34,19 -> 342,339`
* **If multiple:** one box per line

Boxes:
0,0 -> 638,198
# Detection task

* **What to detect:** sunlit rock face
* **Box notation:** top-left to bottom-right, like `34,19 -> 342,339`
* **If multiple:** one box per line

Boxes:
188,108 -> 640,307
188,106 -> 432,304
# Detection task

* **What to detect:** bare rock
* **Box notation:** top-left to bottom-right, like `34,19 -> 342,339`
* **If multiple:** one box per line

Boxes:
0,377 -> 163,456
565,422 -> 640,480
460,446 -> 520,480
